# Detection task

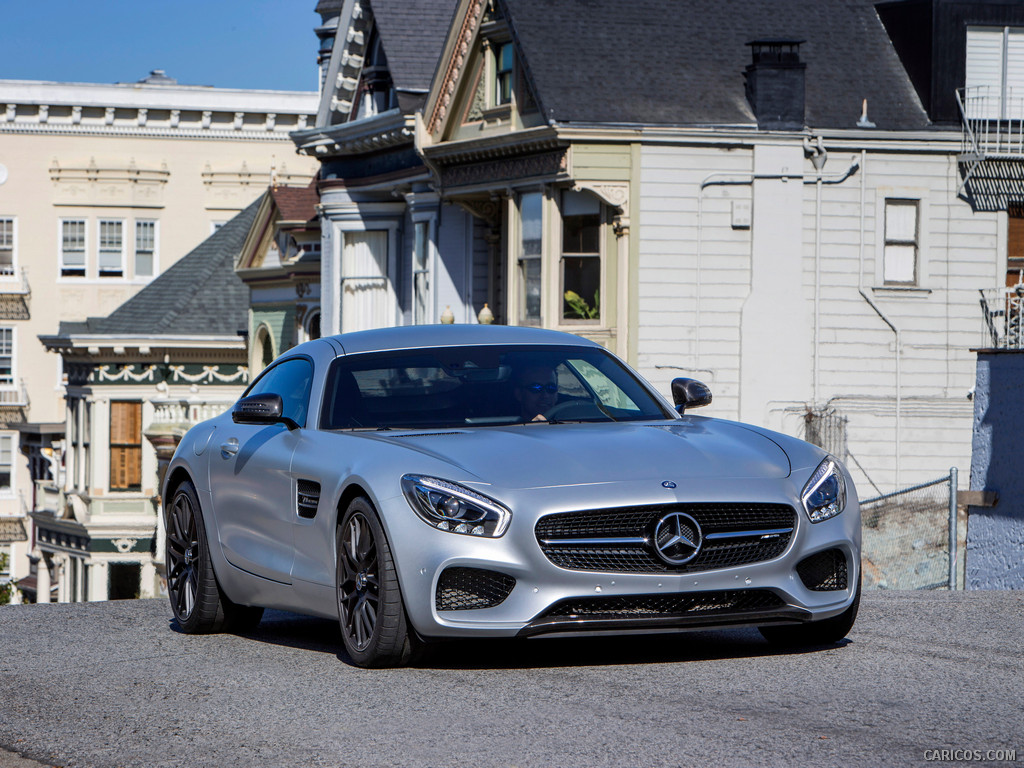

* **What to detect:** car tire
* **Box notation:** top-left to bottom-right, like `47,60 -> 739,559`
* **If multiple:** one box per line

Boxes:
165,479 -> 264,634
759,575 -> 861,647
336,497 -> 419,668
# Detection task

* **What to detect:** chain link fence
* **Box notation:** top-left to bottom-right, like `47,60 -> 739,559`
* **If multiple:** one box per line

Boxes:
860,469 -> 966,590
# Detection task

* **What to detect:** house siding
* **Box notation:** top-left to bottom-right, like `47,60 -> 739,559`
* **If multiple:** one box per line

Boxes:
638,139 -> 997,492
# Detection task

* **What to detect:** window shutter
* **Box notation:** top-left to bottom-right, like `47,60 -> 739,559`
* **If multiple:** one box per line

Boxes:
1007,29 -> 1024,103
109,401 -> 142,490
966,27 -> 1005,119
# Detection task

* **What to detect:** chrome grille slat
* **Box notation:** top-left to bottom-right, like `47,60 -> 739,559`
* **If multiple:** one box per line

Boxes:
535,503 -> 797,574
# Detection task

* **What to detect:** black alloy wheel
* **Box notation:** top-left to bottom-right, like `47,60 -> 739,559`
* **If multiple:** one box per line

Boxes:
165,479 -> 263,634
336,497 -> 418,667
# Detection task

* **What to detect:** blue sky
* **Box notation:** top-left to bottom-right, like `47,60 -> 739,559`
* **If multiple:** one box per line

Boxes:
0,0 -> 321,92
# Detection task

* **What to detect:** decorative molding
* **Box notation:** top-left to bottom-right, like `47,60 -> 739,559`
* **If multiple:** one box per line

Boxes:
168,365 -> 248,384
440,149 -> 568,189
96,364 -> 157,383
465,66 -> 487,124
455,198 -> 501,226
50,157 -> 170,208
428,0 -> 486,134
573,181 -> 629,213
113,537 -> 139,554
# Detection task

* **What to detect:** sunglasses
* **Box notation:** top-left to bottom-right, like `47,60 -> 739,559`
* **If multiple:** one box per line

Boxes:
523,382 -> 558,394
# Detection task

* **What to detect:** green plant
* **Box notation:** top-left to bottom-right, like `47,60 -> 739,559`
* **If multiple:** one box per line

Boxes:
0,551 -> 12,605
564,289 -> 599,320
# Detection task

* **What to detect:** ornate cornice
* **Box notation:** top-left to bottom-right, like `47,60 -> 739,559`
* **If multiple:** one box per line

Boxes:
0,123 -> 303,142
293,110 -> 415,157
427,0 -> 487,135
423,126 -> 562,166
439,148 -> 568,190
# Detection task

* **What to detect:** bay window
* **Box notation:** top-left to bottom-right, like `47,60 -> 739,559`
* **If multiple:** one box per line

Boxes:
561,190 -> 601,321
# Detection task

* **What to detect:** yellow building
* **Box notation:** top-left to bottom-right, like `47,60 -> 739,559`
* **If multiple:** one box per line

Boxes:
0,71 -> 317,601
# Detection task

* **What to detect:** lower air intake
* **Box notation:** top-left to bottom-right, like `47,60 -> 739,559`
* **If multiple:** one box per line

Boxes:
436,567 -> 516,611
796,548 -> 848,591
540,589 -> 785,620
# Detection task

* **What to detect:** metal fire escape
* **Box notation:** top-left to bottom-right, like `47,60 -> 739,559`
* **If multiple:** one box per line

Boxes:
957,85 -> 1024,211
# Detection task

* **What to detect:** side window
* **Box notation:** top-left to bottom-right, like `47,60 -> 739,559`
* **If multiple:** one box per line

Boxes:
248,358 -> 314,427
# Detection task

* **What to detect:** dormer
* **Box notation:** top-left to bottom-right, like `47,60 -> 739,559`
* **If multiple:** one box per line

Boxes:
424,0 -> 543,144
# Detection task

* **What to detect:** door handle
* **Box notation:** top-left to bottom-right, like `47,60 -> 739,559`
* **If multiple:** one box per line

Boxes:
220,438 -> 239,456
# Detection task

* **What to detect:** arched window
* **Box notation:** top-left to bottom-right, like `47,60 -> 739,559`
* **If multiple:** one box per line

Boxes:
306,309 -> 321,341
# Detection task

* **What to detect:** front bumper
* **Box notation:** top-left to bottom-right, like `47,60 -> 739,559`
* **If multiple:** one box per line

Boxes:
379,476 -> 861,640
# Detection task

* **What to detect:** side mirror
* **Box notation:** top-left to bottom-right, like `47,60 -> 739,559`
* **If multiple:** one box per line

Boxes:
671,378 -> 712,413
232,393 -> 299,430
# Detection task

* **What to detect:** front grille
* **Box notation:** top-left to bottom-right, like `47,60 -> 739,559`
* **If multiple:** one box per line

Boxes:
797,548 -> 848,591
539,589 -> 785,621
436,567 -> 516,611
535,503 -> 796,574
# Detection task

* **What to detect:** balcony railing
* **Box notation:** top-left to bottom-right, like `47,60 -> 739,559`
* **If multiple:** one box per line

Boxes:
150,399 -> 234,427
0,379 -> 29,407
0,267 -> 30,296
958,86 -> 1024,159
979,285 -> 1024,349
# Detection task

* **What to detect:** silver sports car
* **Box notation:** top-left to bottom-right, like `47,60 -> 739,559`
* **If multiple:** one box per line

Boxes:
163,325 -> 861,667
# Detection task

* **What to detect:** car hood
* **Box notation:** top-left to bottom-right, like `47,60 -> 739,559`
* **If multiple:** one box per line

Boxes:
365,417 -> 791,490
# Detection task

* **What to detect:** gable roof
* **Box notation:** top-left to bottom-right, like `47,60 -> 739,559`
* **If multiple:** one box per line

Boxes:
371,0 -> 455,94
500,0 -> 929,130
56,199 -> 259,339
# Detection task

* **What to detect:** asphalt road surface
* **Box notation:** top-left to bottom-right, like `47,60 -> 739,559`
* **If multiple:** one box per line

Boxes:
0,591 -> 1021,768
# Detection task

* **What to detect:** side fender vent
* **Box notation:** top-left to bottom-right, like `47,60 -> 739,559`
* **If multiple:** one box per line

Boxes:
297,479 -> 321,519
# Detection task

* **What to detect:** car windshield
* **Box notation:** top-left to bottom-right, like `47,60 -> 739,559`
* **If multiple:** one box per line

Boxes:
320,344 -> 672,430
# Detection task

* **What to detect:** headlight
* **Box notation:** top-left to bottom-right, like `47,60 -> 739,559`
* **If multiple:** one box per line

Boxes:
801,457 -> 847,523
401,475 -> 511,537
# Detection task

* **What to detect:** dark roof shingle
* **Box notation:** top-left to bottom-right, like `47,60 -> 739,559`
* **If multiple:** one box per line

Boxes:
504,0 -> 929,130
60,198 -> 260,338
371,0 -> 455,92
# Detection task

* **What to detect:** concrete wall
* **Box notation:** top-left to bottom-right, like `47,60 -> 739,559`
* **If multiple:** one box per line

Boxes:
966,350 -> 1024,589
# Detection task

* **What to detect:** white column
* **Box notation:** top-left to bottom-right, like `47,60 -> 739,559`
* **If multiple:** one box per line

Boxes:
140,560 -> 157,599
53,555 -> 67,603
34,551 -> 50,604
88,561 -> 108,601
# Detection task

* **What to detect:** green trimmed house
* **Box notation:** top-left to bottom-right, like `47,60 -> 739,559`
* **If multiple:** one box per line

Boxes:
33,201 -> 259,602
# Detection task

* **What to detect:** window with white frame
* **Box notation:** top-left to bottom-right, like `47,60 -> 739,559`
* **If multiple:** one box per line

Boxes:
561,190 -> 602,321
134,220 -> 156,277
883,199 -> 919,285
966,26 -> 1024,120
0,328 -> 13,388
518,192 -> 543,325
98,220 -> 124,277
0,434 -> 12,494
61,219 -> 86,277
413,221 -> 431,325
0,218 -> 14,277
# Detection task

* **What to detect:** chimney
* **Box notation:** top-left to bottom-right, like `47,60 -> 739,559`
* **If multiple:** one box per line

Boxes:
744,39 -> 806,130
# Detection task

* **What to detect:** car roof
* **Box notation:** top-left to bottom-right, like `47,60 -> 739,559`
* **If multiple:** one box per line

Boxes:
315,325 -> 605,357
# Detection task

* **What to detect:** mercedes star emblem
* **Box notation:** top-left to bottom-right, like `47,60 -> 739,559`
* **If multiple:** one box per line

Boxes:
652,512 -> 703,565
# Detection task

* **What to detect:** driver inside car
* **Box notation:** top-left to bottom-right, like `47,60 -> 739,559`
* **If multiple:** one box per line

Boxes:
513,364 -> 559,422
